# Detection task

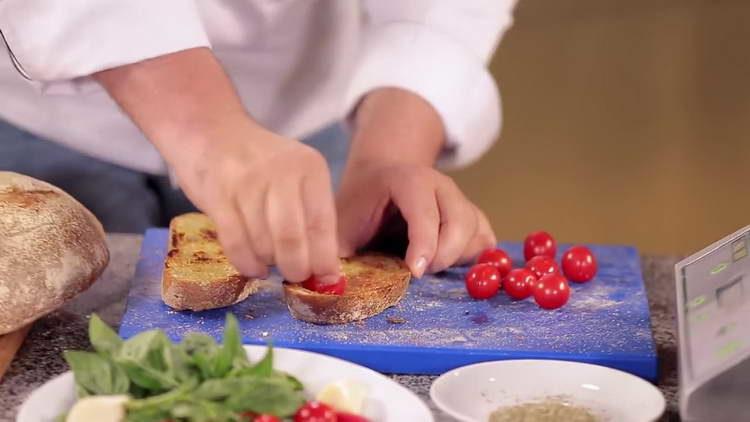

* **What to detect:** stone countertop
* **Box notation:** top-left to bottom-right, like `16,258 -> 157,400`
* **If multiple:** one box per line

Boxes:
0,234 -> 680,421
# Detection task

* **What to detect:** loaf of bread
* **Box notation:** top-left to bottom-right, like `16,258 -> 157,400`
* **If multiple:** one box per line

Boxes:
283,254 -> 411,324
0,172 -> 109,335
161,212 -> 259,311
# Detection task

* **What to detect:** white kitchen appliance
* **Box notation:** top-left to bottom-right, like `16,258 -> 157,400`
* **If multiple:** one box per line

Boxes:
675,225 -> 750,421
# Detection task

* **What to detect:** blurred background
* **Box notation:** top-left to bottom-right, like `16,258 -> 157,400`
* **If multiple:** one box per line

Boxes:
453,0 -> 749,255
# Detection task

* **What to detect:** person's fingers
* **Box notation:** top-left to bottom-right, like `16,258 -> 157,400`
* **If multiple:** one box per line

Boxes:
458,205 -> 497,265
392,178 -> 440,278
301,173 -> 341,283
429,180 -> 477,273
336,189 -> 388,258
266,176 -> 311,282
237,182 -> 274,266
210,201 -> 268,278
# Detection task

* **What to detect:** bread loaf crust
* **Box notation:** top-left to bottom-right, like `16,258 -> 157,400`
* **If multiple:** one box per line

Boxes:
283,254 -> 411,324
0,172 -> 109,334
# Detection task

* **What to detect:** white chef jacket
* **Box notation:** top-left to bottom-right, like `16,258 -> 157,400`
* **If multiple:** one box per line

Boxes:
0,0 -> 515,174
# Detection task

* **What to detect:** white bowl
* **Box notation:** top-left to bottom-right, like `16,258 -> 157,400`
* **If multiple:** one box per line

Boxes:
430,359 -> 664,422
18,345 -> 433,422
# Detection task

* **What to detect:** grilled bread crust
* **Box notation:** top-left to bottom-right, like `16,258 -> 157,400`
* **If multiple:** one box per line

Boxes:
283,254 -> 411,324
161,212 -> 258,311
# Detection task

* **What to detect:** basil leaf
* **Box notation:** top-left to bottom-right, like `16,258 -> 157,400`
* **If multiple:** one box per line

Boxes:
88,314 -> 122,356
250,345 -> 273,376
224,376 -> 305,417
181,333 -> 223,380
178,315 -> 250,382
194,376 -> 304,417
171,400 -> 238,422
123,405 -> 171,422
64,350 -> 129,396
125,377 -> 197,413
163,339 -> 198,384
115,330 -> 179,391
181,333 -> 218,356
229,344 -> 272,379
281,372 -> 304,391
216,314 -> 247,376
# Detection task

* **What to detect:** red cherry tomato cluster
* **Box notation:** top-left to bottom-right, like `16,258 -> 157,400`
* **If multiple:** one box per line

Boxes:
464,231 -> 598,310
293,401 -> 371,422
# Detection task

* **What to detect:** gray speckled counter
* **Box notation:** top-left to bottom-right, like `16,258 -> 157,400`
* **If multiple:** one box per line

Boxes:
0,234 -> 680,421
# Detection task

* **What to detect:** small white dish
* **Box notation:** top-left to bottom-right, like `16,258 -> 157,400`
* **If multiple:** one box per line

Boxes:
430,359 -> 665,422
18,345 -> 433,422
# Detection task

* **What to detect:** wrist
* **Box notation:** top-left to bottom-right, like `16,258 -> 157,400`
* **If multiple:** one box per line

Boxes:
157,109 -> 258,166
348,87 -> 445,168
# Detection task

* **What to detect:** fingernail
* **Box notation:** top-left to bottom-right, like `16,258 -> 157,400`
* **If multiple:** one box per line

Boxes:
413,256 -> 427,278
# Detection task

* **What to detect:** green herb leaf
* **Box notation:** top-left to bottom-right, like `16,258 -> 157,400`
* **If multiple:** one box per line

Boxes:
88,314 -> 123,356
281,372 -> 304,391
114,330 -> 180,392
230,344 -> 273,378
125,377 -> 197,413
181,333 -> 224,380
67,312 -> 304,422
180,315 -> 250,381
194,375 -> 305,417
64,350 -> 129,396
171,400 -> 238,422
224,376 -> 305,417
181,333 -> 218,356
216,314 -> 248,376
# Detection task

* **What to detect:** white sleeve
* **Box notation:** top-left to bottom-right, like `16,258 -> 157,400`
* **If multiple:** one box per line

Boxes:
345,0 -> 517,169
0,0 -> 210,94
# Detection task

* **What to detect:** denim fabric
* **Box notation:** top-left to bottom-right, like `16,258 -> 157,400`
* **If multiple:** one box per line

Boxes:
0,119 -> 349,232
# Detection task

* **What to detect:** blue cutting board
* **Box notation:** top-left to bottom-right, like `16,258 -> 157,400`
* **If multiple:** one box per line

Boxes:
120,229 -> 657,381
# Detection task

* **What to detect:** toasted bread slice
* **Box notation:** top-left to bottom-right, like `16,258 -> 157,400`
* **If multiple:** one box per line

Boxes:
162,212 -> 259,311
283,254 -> 411,324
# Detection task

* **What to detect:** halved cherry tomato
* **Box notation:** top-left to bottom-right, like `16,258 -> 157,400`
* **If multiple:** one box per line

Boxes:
562,246 -> 598,283
533,274 -> 570,310
477,248 -> 513,278
524,231 -> 557,261
294,401 -> 337,422
464,264 -> 501,299
525,256 -> 560,279
336,412 -> 371,422
302,275 -> 347,295
254,415 -> 281,422
503,268 -> 536,300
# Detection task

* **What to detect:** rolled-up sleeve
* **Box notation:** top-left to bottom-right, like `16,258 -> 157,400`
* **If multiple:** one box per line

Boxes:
0,0 -> 210,93
345,0 -> 516,168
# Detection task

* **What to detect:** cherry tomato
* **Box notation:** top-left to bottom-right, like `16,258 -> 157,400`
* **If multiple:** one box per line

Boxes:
562,246 -> 598,283
533,274 -> 570,310
254,415 -> 281,422
477,248 -> 513,278
503,268 -> 536,300
464,264 -> 501,299
336,412 -> 371,422
302,275 -> 347,295
294,401 -> 337,422
525,256 -> 560,279
524,231 -> 557,261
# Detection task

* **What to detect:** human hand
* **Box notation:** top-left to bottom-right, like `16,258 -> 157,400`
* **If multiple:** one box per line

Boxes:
94,48 -> 340,283
174,119 -> 341,283
336,160 -> 496,277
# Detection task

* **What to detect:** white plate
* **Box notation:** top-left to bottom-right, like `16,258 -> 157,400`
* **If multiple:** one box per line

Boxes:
430,360 -> 665,422
18,345 -> 433,422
